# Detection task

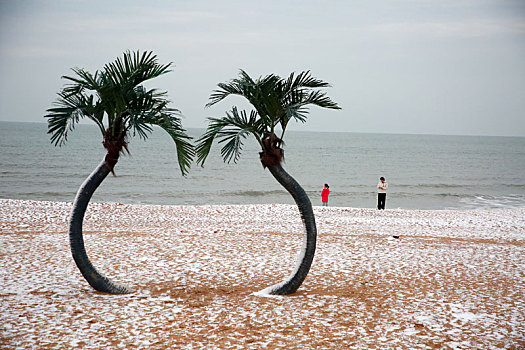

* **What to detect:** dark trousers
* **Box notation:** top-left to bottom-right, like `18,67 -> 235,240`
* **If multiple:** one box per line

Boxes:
377,193 -> 386,210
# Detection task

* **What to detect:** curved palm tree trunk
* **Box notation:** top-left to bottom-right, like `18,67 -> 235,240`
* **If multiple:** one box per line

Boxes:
69,159 -> 132,294
262,164 -> 317,295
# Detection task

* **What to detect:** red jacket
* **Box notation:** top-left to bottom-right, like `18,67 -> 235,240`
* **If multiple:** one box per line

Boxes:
321,188 -> 330,202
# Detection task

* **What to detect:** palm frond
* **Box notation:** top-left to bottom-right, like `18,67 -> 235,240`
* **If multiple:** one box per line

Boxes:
282,89 -> 340,123
286,71 -> 330,91
154,115 -> 194,176
217,109 -> 260,164
300,90 -> 341,110
123,86 -> 174,137
206,69 -> 271,108
206,81 -> 245,108
104,51 -> 172,88
278,74 -> 341,130
62,68 -> 101,93
45,91 -> 101,146
196,107 -> 260,165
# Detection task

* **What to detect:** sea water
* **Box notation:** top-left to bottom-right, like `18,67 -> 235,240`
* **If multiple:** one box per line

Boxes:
1,121 -> 524,210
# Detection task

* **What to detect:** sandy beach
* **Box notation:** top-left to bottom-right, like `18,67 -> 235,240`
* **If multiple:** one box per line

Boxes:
1,198 -> 524,349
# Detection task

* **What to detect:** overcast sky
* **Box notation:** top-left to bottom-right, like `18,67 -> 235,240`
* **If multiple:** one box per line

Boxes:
1,0 -> 524,136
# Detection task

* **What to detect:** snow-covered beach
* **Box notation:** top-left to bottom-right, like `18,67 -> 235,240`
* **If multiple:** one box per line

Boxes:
1,199 -> 524,349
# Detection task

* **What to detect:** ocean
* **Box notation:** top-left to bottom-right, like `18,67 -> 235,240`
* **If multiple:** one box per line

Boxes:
1,121 -> 524,210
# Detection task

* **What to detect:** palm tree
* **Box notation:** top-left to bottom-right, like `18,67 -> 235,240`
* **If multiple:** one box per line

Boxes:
196,70 -> 340,295
45,51 -> 194,294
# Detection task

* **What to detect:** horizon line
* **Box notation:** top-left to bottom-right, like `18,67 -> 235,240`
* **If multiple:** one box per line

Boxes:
1,119 -> 523,139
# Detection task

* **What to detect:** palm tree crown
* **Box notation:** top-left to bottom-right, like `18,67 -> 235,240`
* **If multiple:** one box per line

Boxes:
45,50 -> 193,174
196,70 -> 340,166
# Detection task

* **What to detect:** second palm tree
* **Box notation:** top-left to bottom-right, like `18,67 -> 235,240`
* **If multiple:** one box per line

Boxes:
197,70 -> 340,295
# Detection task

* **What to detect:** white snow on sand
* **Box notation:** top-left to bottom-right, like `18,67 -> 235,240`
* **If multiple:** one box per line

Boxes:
1,199 -> 524,349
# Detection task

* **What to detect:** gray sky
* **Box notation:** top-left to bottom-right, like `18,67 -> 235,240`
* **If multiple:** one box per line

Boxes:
1,0 -> 524,136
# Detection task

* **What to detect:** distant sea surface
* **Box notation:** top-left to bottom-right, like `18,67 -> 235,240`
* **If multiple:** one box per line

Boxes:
1,121 -> 524,210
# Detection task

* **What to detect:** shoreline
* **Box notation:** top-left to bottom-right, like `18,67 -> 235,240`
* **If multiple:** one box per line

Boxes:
2,198 -> 524,240
3,196 -> 525,211
1,198 -> 524,348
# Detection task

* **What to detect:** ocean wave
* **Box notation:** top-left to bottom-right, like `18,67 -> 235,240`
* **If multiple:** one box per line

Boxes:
396,184 -> 467,189
459,194 -> 525,210
395,184 -> 521,190
144,189 -> 287,198
231,190 -> 286,197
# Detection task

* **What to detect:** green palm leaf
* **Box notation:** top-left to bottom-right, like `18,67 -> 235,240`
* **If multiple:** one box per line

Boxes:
153,114 -> 194,176
45,92 -> 102,146
196,107 -> 260,165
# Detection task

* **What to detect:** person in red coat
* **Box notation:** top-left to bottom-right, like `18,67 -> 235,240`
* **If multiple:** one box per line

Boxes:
321,184 -> 330,206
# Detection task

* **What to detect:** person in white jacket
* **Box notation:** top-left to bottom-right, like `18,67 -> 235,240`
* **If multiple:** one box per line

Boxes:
377,177 -> 388,210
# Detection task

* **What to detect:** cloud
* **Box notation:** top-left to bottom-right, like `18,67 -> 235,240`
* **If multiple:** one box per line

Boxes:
65,9 -> 224,31
1,47 -> 73,59
369,17 -> 525,41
